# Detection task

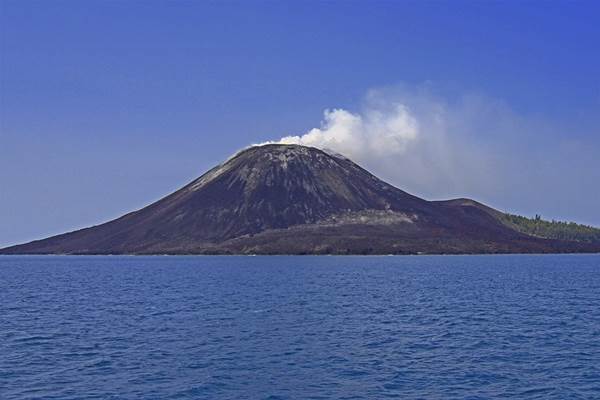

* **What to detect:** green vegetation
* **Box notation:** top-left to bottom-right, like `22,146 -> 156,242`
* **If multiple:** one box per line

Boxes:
499,213 -> 600,242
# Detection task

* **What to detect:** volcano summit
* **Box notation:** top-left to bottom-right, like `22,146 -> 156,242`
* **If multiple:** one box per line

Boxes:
2,144 -> 599,255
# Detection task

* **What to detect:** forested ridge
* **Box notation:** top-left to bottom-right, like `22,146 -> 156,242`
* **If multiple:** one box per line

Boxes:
499,213 -> 600,242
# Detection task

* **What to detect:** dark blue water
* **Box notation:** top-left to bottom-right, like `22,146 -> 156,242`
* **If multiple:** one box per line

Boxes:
1,255 -> 599,399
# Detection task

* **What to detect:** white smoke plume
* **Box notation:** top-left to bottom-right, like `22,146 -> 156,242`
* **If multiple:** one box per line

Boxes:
275,105 -> 419,160
259,84 -> 600,226
260,85 -> 490,200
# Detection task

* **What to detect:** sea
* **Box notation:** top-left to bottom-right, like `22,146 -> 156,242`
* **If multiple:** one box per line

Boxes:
1,254 -> 599,399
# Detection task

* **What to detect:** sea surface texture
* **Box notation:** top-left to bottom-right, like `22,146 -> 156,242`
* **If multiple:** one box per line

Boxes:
1,255 -> 599,399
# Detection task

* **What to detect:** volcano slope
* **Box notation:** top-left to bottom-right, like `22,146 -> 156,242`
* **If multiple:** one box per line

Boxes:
2,144 -> 599,255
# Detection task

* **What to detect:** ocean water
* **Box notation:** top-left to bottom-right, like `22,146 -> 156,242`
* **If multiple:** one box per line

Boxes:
1,255 -> 599,399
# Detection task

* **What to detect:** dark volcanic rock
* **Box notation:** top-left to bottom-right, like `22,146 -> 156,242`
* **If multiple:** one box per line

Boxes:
2,144 -> 599,254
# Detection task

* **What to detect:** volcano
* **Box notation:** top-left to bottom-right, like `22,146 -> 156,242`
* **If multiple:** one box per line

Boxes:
2,144 -> 599,255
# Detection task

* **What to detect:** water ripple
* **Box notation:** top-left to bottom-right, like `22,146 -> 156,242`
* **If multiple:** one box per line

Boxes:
1,254 -> 599,399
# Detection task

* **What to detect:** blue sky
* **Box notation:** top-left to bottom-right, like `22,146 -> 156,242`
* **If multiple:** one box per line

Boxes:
1,0 -> 599,247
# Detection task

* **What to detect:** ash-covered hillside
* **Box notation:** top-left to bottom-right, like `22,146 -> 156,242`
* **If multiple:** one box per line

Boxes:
2,144 -> 599,255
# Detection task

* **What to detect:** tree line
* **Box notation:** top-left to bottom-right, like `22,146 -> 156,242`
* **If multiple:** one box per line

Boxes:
499,213 -> 600,242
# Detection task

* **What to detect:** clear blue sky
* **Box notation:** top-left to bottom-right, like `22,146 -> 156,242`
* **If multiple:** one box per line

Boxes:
1,0 -> 599,247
